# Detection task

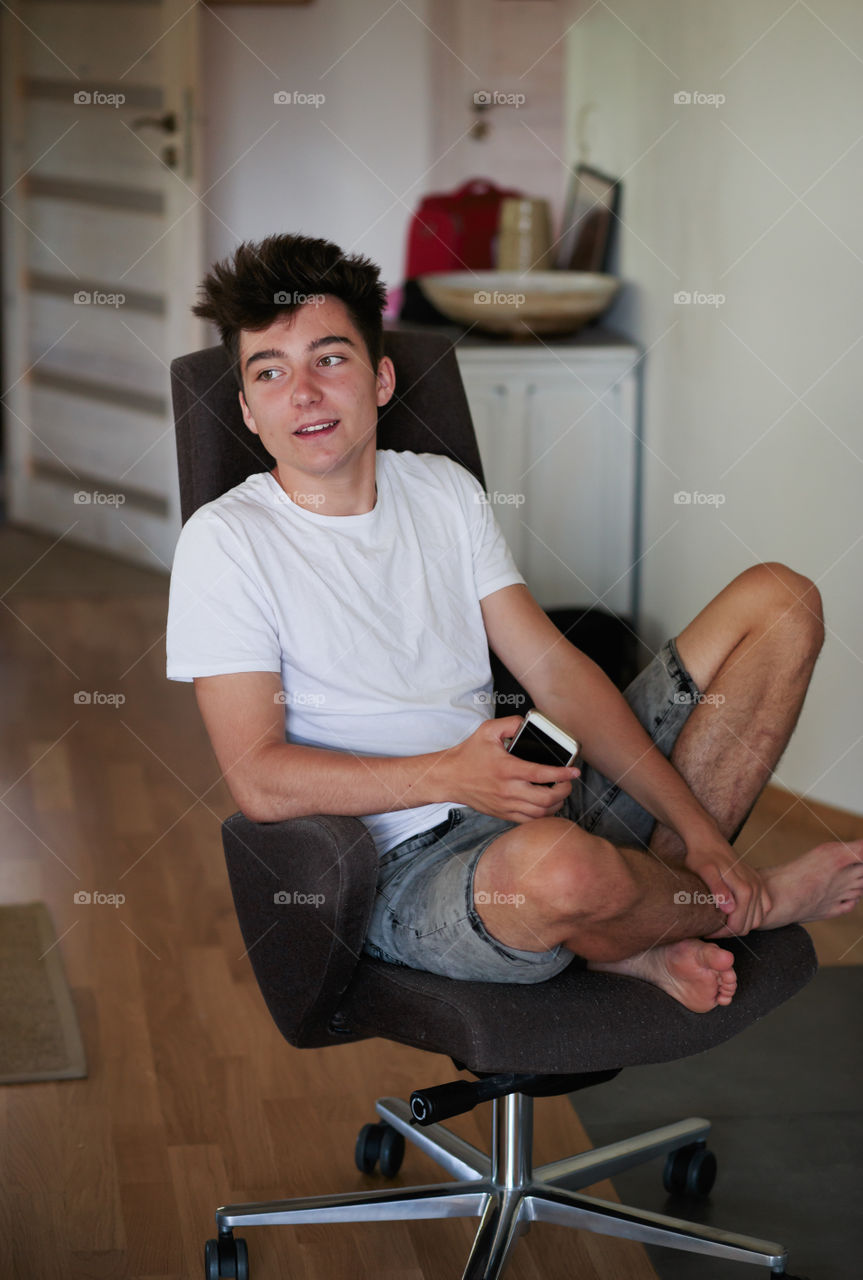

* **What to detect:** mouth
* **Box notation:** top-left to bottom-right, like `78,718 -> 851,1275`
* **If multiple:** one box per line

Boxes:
294,419 -> 339,438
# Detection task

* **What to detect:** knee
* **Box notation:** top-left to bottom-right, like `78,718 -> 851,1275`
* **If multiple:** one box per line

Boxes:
742,561 -> 824,656
515,824 -> 638,925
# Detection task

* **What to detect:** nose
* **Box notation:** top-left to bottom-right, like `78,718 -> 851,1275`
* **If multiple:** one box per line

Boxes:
291,367 -> 322,406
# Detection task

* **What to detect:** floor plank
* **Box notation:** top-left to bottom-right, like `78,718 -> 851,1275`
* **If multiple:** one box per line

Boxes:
1,526 -> 860,1278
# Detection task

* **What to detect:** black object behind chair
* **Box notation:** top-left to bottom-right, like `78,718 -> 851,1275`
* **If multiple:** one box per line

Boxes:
170,331 -> 816,1280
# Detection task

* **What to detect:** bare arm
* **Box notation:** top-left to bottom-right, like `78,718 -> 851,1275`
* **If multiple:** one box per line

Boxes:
480,584 -> 770,930
480,587 -> 713,838
194,669 -> 577,824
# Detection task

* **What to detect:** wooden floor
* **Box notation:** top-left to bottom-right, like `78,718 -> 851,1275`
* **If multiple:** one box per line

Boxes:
0,526 -> 861,1280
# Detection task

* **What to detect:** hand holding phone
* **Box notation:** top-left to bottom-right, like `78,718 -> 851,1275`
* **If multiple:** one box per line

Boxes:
435,713 -> 579,821
506,709 -> 579,785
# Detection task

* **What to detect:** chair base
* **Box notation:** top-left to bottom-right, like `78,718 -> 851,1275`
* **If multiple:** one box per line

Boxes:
213,1092 -> 790,1278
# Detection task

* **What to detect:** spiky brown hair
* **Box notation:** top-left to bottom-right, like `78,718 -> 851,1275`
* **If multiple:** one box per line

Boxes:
192,233 -> 388,388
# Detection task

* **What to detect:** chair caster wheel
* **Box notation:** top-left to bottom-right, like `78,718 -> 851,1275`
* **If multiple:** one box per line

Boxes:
663,1142 -> 717,1198
205,1234 -> 249,1279
355,1121 -> 406,1176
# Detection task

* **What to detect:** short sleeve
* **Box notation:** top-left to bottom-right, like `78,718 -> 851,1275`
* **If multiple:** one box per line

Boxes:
447,461 -> 526,600
166,509 -> 281,683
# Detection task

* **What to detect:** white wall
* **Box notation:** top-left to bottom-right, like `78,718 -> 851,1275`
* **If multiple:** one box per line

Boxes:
427,0 -> 568,235
564,0 -> 863,814
199,0 -> 434,299
199,0 -> 570,299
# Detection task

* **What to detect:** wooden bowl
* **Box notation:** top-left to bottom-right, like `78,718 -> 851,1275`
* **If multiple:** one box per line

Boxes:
417,271 -> 620,337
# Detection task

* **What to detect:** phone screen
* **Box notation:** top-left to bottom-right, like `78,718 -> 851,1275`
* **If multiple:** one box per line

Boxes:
509,719 -> 575,768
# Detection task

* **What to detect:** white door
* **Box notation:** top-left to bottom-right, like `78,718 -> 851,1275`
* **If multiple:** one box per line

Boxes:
1,0 -> 204,569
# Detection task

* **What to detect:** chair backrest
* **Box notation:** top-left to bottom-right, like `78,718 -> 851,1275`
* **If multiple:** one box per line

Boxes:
169,328 -> 493,1046
170,329 -> 485,521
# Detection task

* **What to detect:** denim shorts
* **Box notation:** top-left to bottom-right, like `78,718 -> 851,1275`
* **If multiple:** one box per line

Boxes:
362,637 -> 702,984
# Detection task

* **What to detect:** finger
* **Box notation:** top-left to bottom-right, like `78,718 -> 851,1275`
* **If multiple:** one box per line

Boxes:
748,882 -> 764,930
744,868 -> 765,930
728,899 -> 749,935
703,873 -> 734,928
754,874 -> 771,926
734,870 -> 754,930
523,763 -> 581,786
740,895 -> 755,934
726,876 -> 748,932
743,898 -> 757,936
494,715 -> 526,741
717,870 -> 737,921
511,777 -> 570,803
515,802 -> 559,822
534,783 -> 574,813
747,890 -> 763,931
718,880 -> 742,929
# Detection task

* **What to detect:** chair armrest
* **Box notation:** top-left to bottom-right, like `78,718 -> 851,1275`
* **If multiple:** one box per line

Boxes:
221,812 -> 379,1048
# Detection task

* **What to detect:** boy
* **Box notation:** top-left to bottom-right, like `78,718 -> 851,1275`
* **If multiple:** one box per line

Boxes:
167,233 -> 863,1010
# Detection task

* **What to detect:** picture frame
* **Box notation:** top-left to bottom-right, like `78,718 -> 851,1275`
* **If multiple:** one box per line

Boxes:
557,164 -> 621,273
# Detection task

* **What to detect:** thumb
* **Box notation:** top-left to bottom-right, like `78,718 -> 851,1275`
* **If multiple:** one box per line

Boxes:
491,715 -> 525,742
703,864 -> 734,913
714,870 -> 736,913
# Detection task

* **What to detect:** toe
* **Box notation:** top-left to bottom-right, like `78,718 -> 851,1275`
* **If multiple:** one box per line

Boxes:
705,943 -> 735,971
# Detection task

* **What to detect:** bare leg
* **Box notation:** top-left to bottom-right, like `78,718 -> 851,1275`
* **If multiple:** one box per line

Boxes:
474,820 -> 737,1013
473,563 -> 859,1011
587,564 -> 826,1006
642,562 -> 863,931
569,844 -> 739,1012
649,561 -> 825,864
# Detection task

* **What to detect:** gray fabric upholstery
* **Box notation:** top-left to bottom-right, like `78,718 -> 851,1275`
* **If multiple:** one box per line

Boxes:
222,812 -> 379,1050
173,331 -> 817,1081
222,811 -> 816,1073
339,929 -> 815,1074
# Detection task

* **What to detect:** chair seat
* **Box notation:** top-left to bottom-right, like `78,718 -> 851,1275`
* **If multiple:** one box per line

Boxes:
333,925 -> 816,1075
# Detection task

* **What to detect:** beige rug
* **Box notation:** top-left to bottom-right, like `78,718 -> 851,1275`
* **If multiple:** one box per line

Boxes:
0,902 -> 87,1084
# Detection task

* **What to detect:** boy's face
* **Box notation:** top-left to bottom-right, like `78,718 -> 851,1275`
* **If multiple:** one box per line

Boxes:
237,296 -> 394,488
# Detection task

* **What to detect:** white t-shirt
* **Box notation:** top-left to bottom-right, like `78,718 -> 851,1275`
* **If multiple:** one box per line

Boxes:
166,449 -> 525,854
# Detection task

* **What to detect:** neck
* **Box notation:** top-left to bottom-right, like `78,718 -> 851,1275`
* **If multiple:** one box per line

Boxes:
272,454 -> 378,516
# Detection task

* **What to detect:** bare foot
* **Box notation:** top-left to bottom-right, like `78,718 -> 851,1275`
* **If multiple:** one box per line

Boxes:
708,839 -> 863,938
765,838 -> 863,925
588,938 -> 737,1013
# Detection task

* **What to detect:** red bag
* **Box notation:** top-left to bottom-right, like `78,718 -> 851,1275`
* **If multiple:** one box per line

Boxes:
404,178 -> 523,276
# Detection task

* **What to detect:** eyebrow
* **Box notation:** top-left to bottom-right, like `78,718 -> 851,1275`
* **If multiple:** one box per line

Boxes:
244,334 -> 356,373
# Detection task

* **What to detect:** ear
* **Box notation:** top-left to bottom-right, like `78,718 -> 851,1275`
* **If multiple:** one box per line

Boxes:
239,389 -> 259,436
375,355 -> 396,409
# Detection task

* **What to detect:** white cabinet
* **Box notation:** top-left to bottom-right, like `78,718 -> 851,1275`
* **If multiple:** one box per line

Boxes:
454,333 -> 641,617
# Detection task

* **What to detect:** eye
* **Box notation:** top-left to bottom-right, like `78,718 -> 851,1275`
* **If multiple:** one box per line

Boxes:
318,354 -> 346,368
256,368 -> 281,381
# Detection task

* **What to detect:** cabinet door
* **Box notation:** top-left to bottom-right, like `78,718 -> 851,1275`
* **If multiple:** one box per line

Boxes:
455,371 -> 528,560
522,375 -> 637,614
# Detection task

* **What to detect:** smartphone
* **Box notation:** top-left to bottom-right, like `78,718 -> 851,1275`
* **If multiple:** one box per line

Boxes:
506,709 -> 579,783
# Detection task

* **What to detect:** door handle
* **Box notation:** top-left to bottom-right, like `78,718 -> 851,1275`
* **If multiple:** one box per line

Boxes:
131,111 -> 178,134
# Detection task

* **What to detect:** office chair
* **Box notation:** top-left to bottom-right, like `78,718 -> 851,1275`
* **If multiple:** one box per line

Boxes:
170,331 -> 816,1280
